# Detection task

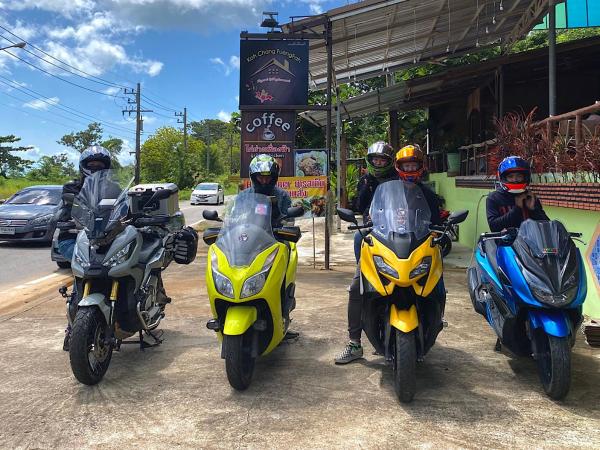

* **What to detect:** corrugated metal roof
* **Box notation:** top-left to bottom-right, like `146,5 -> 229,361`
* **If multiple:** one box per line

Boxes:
283,0 -> 550,89
300,33 -> 600,127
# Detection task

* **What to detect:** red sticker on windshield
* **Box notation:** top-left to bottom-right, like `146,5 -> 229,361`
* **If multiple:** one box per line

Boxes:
255,204 -> 268,215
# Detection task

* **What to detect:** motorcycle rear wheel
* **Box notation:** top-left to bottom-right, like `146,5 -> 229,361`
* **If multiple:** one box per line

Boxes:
224,332 -> 255,391
535,331 -> 571,400
69,307 -> 113,385
393,330 -> 417,403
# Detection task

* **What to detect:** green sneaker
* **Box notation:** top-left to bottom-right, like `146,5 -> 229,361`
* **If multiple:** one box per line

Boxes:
334,342 -> 363,364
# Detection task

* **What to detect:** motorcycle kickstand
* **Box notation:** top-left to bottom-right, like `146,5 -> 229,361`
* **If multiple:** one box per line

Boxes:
138,329 -> 163,351
494,338 -> 502,352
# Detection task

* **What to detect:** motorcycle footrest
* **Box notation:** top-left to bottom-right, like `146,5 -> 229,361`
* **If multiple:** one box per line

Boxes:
206,319 -> 220,331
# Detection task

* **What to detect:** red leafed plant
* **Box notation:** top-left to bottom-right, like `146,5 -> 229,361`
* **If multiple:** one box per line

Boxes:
493,108 -> 600,183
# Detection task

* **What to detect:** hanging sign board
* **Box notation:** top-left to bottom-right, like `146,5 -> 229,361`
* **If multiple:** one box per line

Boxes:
240,111 -> 296,177
239,40 -> 309,107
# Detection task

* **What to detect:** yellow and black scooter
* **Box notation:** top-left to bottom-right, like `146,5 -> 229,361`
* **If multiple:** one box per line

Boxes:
338,180 -> 468,402
202,191 -> 304,390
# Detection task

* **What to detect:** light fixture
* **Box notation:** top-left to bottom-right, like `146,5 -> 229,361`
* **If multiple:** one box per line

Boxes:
261,11 -> 280,30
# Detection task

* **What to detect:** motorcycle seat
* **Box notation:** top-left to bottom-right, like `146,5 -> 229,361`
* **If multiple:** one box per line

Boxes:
139,236 -> 162,263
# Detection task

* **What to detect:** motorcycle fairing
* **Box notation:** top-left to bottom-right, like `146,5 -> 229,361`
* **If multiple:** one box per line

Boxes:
527,309 -> 571,338
360,234 -> 442,298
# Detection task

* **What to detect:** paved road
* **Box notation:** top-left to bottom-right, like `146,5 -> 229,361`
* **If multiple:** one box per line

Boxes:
0,196 -> 234,292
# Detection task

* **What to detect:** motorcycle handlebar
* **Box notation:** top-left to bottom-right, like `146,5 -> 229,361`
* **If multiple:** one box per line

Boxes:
348,223 -> 372,231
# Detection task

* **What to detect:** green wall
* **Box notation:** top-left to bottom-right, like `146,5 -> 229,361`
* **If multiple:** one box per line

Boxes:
430,173 -> 600,318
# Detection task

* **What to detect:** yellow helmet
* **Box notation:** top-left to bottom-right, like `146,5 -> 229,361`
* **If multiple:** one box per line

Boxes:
395,144 -> 424,182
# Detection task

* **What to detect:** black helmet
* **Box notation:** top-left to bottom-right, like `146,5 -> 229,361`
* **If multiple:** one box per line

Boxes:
79,145 -> 111,177
249,154 -> 279,195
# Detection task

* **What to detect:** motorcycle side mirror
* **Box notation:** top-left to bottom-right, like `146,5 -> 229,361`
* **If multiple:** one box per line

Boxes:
203,210 -> 221,222
337,208 -> 357,224
286,206 -> 304,218
447,210 -> 469,225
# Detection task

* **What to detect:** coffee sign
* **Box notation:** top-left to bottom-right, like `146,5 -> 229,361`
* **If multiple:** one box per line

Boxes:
240,111 -> 296,177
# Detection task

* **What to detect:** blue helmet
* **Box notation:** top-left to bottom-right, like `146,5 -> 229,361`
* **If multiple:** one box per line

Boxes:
498,156 -> 530,194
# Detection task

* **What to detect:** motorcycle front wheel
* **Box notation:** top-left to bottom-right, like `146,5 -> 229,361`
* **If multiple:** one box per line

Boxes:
224,331 -> 255,391
69,307 -> 113,385
393,330 -> 417,403
534,331 -> 571,400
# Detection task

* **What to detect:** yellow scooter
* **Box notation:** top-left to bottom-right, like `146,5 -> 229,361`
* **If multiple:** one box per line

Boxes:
202,192 -> 303,390
338,180 -> 468,402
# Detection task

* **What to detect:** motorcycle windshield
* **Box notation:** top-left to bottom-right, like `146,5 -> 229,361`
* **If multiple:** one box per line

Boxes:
514,219 -> 577,293
72,169 -> 133,239
369,180 -> 432,241
216,191 -> 276,267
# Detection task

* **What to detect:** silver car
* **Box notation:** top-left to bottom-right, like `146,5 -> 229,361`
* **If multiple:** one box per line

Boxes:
0,185 -> 62,243
190,182 -> 224,205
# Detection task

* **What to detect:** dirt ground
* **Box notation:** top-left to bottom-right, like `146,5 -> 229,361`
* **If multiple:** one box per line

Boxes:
1,241 -> 600,449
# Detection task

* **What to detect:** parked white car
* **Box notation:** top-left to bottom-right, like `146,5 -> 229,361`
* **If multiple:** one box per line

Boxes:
190,182 -> 224,205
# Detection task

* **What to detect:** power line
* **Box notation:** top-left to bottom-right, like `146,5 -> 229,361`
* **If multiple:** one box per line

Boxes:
3,48 -> 126,98
0,23 -> 195,124
141,95 -> 179,113
0,25 -> 129,90
0,90 -> 133,142
0,76 -> 136,136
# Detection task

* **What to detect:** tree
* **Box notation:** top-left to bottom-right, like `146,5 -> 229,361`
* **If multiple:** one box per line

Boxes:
28,153 -> 77,181
190,119 -> 230,144
141,126 -> 208,188
0,135 -> 32,178
58,122 -> 123,165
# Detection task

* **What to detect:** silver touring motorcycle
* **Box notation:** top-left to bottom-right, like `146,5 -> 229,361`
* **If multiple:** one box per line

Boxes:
61,169 -> 197,385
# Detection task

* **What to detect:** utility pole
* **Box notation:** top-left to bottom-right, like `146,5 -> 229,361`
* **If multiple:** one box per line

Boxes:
205,123 -> 211,174
123,83 -> 152,184
175,107 -> 188,153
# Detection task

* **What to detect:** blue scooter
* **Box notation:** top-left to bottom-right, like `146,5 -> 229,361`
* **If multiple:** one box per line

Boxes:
468,219 -> 587,400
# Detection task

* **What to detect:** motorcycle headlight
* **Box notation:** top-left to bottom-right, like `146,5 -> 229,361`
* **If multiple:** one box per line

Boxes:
409,256 -> 432,279
374,255 -> 399,279
523,269 -> 573,307
31,213 -> 54,226
240,248 -> 279,299
211,251 -> 234,298
103,242 -> 132,268
74,245 -> 90,269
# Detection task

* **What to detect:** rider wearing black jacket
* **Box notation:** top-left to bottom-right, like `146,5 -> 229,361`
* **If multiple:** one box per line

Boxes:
486,156 -> 549,232
336,144 -> 443,365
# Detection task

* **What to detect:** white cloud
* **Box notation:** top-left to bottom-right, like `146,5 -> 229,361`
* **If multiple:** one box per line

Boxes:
103,86 -> 121,95
210,55 -> 239,76
217,110 -> 231,122
23,96 -> 59,110
229,55 -> 240,70
1,0 -> 95,16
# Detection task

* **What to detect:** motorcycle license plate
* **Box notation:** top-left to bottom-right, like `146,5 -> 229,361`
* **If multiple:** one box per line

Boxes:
0,227 -> 16,235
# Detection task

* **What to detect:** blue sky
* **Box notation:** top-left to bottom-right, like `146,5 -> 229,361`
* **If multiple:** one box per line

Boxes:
0,0 -> 346,166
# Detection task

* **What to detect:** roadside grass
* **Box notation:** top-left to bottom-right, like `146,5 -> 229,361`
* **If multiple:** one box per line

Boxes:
0,178 -> 66,200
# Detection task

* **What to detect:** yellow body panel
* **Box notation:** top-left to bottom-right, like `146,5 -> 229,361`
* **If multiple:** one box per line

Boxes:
389,304 -> 419,332
222,306 -> 257,335
360,234 -> 443,297
206,241 -> 295,355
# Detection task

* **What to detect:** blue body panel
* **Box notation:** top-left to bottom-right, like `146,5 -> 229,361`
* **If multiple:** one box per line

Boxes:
528,309 -> 571,337
473,239 -> 586,345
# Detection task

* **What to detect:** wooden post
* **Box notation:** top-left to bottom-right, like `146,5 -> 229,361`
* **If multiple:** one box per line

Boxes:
340,133 -> 348,208
575,114 -> 582,149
